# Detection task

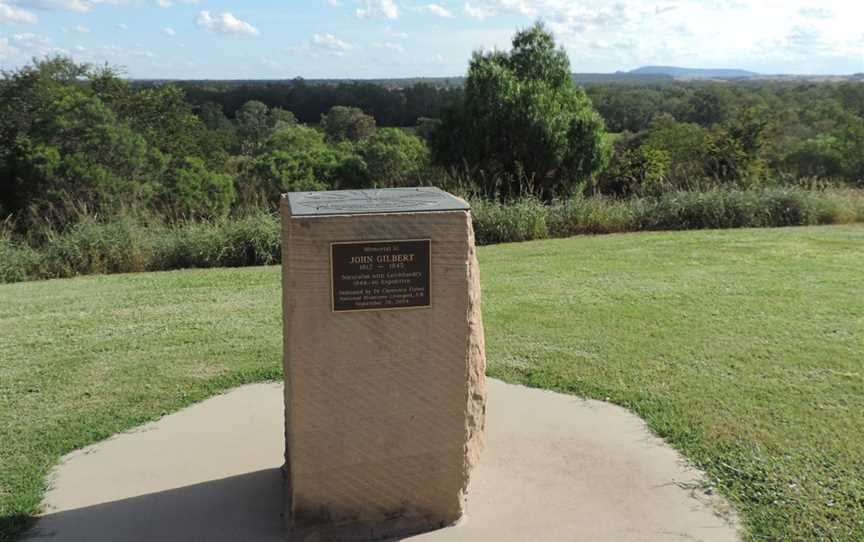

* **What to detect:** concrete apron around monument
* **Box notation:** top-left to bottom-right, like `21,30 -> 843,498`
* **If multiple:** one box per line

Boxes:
281,188 -> 487,542
25,380 -> 741,542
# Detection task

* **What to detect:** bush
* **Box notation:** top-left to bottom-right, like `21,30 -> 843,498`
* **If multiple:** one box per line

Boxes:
39,217 -> 152,278
149,211 -> 279,270
1,188 -> 862,283
472,187 -> 864,245
546,195 -> 636,236
164,157 -> 236,220
471,198 -> 549,245
0,238 -> 42,283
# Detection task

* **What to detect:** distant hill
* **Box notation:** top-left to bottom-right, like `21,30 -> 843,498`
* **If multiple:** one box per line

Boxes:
629,66 -> 758,78
572,72 -> 675,85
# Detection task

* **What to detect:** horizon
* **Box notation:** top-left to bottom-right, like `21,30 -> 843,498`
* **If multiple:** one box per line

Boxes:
0,1 -> 862,79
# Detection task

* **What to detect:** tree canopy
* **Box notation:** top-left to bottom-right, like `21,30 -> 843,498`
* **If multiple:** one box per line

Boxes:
432,22 -> 610,199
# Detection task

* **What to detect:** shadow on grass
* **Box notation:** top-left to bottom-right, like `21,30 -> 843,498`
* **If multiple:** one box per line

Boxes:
21,469 -> 284,542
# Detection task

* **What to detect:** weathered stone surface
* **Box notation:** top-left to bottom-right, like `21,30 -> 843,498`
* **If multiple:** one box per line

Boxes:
280,192 -> 486,542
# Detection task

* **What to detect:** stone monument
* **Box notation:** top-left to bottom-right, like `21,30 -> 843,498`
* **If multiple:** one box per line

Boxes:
280,187 -> 487,542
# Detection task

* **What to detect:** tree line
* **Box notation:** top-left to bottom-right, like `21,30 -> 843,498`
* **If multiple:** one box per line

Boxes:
1,23 -> 863,236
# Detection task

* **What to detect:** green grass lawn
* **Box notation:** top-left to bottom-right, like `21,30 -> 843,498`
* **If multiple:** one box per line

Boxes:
1,225 -> 863,541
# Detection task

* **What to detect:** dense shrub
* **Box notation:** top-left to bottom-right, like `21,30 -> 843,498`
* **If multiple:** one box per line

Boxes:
0,210 -> 281,282
39,217 -> 152,278
477,187 -> 864,244
149,212 -> 279,270
471,198 -> 549,244
0,239 -> 42,283
164,157 -> 236,219
1,188 -> 862,283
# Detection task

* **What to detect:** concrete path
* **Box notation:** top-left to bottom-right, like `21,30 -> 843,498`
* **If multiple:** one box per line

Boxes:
25,379 -> 740,542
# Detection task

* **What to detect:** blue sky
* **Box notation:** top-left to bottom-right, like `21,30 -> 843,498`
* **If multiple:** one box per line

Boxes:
0,0 -> 862,78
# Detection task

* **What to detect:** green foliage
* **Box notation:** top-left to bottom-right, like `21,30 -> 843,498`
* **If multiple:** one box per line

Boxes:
595,144 -> 671,197
643,114 -> 707,185
232,100 -> 299,156
38,217 -> 152,278
0,209 -> 283,282
242,124 -> 430,196
433,22 -> 610,200
470,198 -> 549,244
321,105 -> 377,142
149,211 -> 280,270
473,187 -> 864,244
686,86 -> 733,126
0,238 -> 41,283
414,117 -> 441,142
235,100 -> 272,154
163,157 -> 236,219
358,128 -> 430,187
839,120 -> 864,184
785,135 -> 845,178
0,59 -> 164,227
252,124 -> 336,195
93,75 -> 221,169
0,187 -> 862,284
3,55 -> 864,253
251,150 -> 330,194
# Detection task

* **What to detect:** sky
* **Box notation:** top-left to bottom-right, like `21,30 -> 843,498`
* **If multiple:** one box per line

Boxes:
0,0 -> 862,79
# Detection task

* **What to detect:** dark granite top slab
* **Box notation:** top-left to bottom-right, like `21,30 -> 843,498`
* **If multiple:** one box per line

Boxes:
286,187 -> 469,216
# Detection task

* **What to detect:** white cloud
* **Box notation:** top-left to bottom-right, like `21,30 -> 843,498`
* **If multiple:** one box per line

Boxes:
196,11 -> 259,35
447,0 -> 863,74
372,40 -> 404,53
10,0 -> 198,11
12,0 -> 94,12
73,24 -> 89,32
463,2 -> 493,20
0,2 -> 38,23
261,56 -> 281,69
418,3 -> 452,17
0,36 -> 18,57
355,0 -> 398,19
161,26 -> 175,36
312,32 -> 352,52
285,32 -> 354,57
459,0 -> 533,19
156,0 -> 199,6
798,7 -> 831,20
384,26 -> 408,39
115,22 -> 127,30
10,32 -> 67,56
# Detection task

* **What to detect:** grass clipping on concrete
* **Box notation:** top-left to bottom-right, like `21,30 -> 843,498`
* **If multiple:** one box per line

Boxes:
1,225 -> 863,541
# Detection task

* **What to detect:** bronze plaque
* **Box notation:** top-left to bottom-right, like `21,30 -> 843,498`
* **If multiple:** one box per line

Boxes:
331,239 -> 431,312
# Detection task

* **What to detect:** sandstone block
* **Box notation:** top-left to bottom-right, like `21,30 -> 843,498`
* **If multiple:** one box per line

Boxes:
280,188 -> 486,542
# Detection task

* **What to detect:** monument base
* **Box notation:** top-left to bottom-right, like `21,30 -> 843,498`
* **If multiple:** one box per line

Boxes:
289,516 -> 458,542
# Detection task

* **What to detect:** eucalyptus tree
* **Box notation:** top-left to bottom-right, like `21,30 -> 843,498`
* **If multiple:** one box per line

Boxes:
433,22 -> 610,199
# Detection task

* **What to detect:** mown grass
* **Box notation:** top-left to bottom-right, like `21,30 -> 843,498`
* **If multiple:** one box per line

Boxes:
1,225 -> 863,541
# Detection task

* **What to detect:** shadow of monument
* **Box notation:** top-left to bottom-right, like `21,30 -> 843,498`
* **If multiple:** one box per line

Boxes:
25,469 -> 284,542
